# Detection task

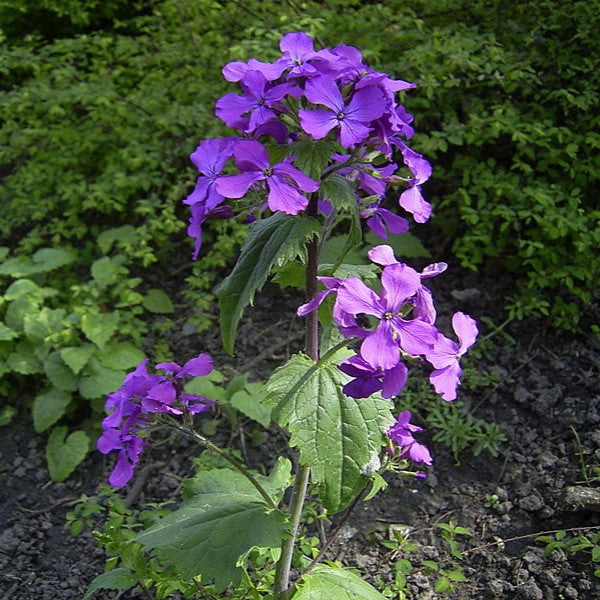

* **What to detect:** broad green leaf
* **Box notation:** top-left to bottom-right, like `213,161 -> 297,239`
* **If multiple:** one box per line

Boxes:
136,464 -> 289,592
60,344 -> 97,374
5,296 -> 40,331
32,247 -> 76,272
364,231 -> 431,259
0,247 -> 8,261
7,347 -> 44,374
46,426 -> 89,482
43,351 -> 79,391
4,279 -> 56,301
142,288 -> 174,314
294,564 -> 386,599
83,567 -> 137,600
184,369 -> 226,401
91,256 -> 121,288
96,342 -> 145,371
289,139 -> 337,178
216,213 -> 321,354
230,382 -> 272,428
97,225 -> 138,254
79,358 -> 125,399
272,261 -> 305,289
33,388 -> 72,433
319,234 -> 365,266
23,307 -> 65,341
0,256 -> 35,277
267,351 -> 394,513
81,311 -> 120,348
0,323 -> 18,341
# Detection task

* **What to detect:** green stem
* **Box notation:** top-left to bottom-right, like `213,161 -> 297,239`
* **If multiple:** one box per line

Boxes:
273,194 -> 321,599
170,420 -> 277,509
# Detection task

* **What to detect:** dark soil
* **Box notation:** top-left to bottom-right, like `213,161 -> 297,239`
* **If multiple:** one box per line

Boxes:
1,266 -> 599,599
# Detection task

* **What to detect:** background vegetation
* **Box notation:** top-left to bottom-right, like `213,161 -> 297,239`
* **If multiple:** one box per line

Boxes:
1,0 -> 598,473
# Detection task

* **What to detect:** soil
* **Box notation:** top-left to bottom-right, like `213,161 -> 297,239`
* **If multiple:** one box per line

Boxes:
1,265 -> 599,599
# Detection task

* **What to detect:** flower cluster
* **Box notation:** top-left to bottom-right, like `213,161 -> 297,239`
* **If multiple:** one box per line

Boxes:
97,354 -> 216,487
184,31 -> 432,258
298,244 -> 478,404
387,410 -> 432,467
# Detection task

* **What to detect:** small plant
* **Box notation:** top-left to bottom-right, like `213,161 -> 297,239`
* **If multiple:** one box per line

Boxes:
536,530 -> 600,579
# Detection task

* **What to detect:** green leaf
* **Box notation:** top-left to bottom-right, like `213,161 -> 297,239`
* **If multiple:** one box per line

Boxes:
97,225 -> 138,254
4,279 -> 56,301
33,388 -> 72,433
90,257 -> 121,288
46,426 -> 89,482
136,465 -> 289,592
142,289 -> 174,314
216,214 -> 321,354
294,564 -> 386,599
184,369 -> 226,401
96,342 -> 145,371
364,231 -> 431,259
81,311 -> 120,348
82,567 -> 137,600
79,358 -> 125,399
289,139 -> 337,178
43,351 -> 79,391
0,323 -> 18,341
0,256 -> 36,277
0,405 -> 17,427
7,346 -> 44,374
230,382 -> 272,428
267,351 -> 394,513
32,247 -> 76,272
60,344 -> 97,374
364,473 -> 389,501
5,297 -> 40,331
23,307 -> 65,341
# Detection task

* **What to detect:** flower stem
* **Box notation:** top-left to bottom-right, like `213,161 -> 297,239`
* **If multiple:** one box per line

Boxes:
273,195 -> 320,599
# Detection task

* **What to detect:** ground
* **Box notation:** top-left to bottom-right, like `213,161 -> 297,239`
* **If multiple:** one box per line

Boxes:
0,264 -> 599,599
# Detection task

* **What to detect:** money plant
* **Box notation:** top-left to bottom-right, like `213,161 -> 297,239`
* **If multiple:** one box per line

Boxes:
92,32 -> 478,600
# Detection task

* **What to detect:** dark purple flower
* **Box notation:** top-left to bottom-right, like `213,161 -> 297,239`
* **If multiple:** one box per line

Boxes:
387,410 -> 432,465
299,77 -> 386,147
361,203 -> 409,240
215,140 -> 319,214
426,312 -> 478,401
339,354 -> 408,399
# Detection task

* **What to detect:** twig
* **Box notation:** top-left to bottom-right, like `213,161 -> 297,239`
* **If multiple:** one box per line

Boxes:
15,496 -> 74,514
125,462 -> 165,507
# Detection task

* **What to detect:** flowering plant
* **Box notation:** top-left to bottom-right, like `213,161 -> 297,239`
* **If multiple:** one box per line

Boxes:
93,32 -> 477,599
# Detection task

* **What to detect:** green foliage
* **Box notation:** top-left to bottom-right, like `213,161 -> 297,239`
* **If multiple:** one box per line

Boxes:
267,349 -> 394,513
294,564 -> 386,599
46,425 -> 89,481
135,464 -> 290,592
536,530 -> 600,579
217,214 -> 321,354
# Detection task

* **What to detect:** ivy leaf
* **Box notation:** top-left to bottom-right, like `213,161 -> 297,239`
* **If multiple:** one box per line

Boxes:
82,567 -> 137,600
81,311 -> 120,348
267,351 -> 394,513
216,213 -> 320,354
294,564 -> 387,599
142,289 -> 174,314
136,465 -> 289,592
33,388 -> 72,433
46,426 -> 89,482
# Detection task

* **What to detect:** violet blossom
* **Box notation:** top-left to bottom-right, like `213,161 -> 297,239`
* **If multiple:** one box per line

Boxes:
339,354 -> 408,399
387,410 -> 433,465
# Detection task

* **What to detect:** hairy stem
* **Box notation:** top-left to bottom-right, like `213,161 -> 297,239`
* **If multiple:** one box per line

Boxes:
274,195 -> 320,598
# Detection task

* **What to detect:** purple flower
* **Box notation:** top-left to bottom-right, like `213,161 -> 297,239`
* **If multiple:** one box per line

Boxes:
299,77 -> 386,147
215,71 -> 295,133
215,140 -> 319,214
339,354 -> 408,399
426,312 -> 478,401
387,410 -> 432,465
361,203 -> 409,240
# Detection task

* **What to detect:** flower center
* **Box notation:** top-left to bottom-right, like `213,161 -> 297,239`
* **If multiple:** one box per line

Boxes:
263,167 -> 273,177
337,111 -> 345,120
384,312 -> 394,320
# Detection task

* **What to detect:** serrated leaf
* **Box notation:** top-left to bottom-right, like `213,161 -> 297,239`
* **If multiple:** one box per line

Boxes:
33,388 -> 72,433
91,257 -> 121,288
82,567 -> 137,600
81,311 -> 120,348
23,307 -> 66,341
97,225 -> 138,254
216,214 -> 321,354
142,289 -> 174,314
4,279 -> 56,301
7,347 -> 44,374
96,342 -> 145,371
46,426 -> 89,482
290,139 -> 337,178
0,323 -> 18,341
79,358 -> 125,399
43,351 -> 79,391
136,465 -> 289,592
267,351 -> 394,513
230,383 -> 272,428
294,564 -> 386,599
60,344 -> 97,374
0,256 -> 36,277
